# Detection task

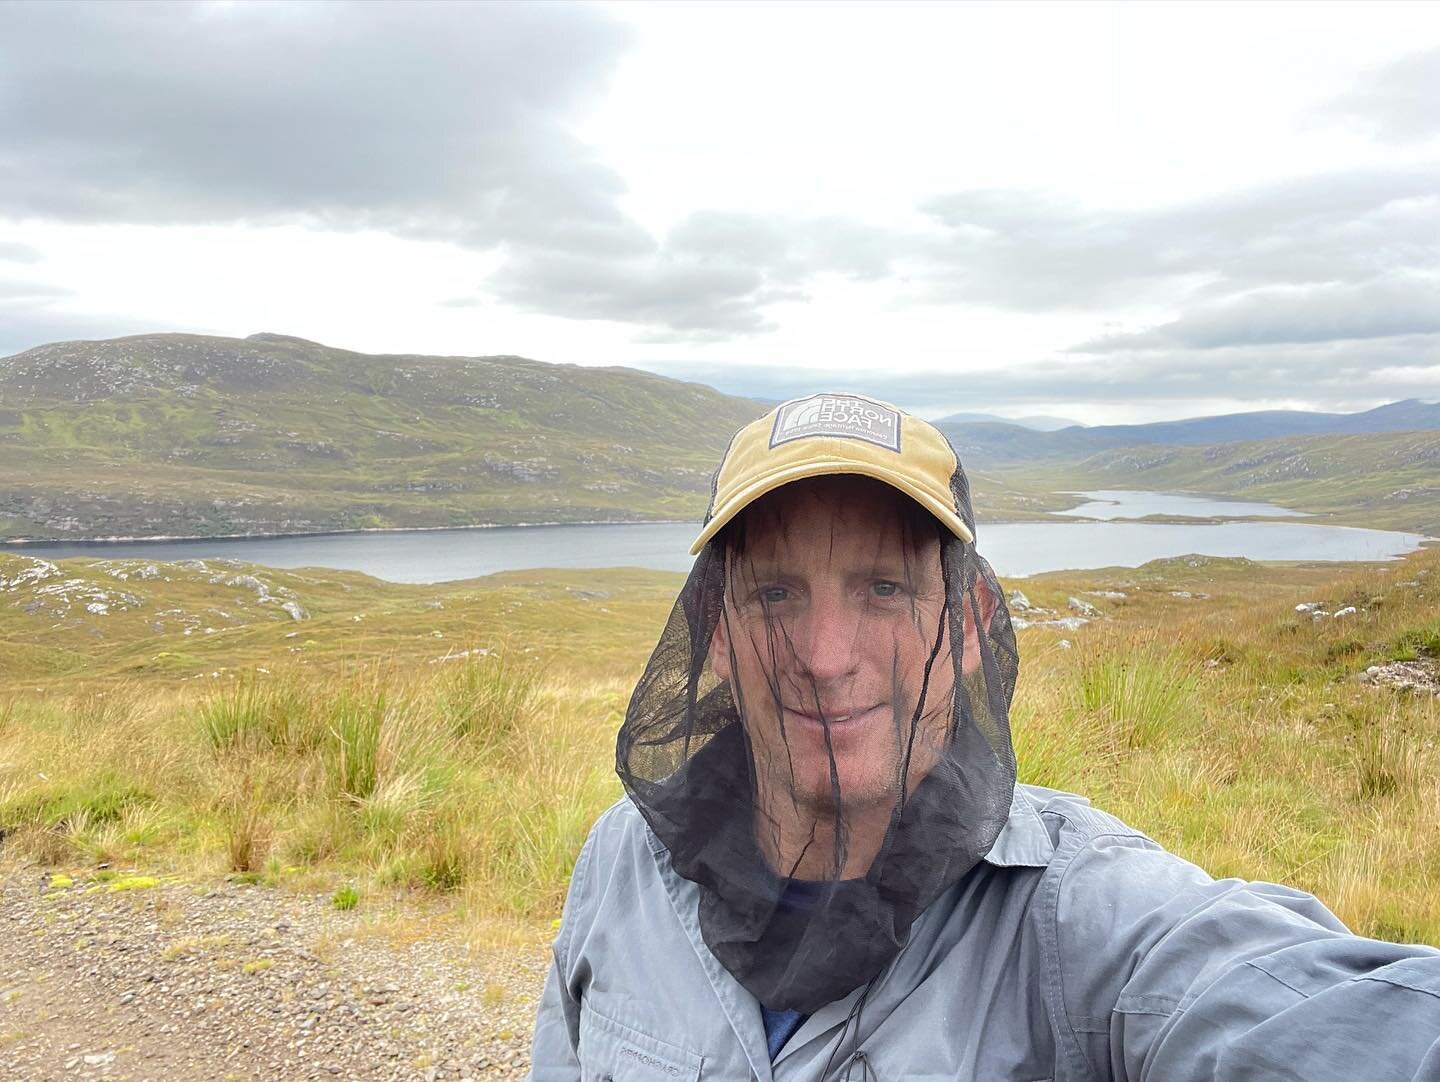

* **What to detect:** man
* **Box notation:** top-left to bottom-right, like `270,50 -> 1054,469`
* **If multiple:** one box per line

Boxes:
530,393 -> 1440,1080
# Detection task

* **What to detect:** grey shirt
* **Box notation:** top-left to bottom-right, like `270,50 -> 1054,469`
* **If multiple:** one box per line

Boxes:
529,785 -> 1440,1080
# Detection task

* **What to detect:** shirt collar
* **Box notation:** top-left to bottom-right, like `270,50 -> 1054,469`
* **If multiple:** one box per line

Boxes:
980,783 -> 1057,868
640,780 -> 1058,869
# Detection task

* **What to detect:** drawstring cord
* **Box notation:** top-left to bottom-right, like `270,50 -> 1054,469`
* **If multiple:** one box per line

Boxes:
841,1050 -> 879,1081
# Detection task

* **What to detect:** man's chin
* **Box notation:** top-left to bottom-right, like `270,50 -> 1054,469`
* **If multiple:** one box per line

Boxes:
789,770 -> 900,817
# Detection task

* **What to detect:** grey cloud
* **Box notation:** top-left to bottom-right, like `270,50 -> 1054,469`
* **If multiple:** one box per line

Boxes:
522,166 -> 1437,339
917,170 -> 1439,311
1319,48 -> 1440,143
1075,275 -> 1440,352
0,242 -> 42,263
0,279 -> 71,301
0,2 -> 831,336
0,1 -> 644,257
494,248 -> 792,340
490,211 -> 893,339
640,334 -> 1440,416
2,2 -> 1433,345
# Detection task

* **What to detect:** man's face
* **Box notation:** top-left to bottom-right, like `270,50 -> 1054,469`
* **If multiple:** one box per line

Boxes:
712,477 -> 978,818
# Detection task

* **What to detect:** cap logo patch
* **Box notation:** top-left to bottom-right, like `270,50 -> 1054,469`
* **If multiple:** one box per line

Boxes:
770,394 -> 901,452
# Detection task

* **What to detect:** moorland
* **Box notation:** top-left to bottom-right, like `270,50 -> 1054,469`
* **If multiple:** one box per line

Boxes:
2,543 -> 1437,945
3,332 -> 1440,1071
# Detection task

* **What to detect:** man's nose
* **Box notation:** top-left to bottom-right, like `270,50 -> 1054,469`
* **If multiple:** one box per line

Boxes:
792,594 -> 862,682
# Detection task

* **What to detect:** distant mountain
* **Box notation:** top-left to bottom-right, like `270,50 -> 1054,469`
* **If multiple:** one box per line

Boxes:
939,400 -> 1440,467
1059,400 -> 1440,445
0,332 -> 767,540
935,412 -> 1084,431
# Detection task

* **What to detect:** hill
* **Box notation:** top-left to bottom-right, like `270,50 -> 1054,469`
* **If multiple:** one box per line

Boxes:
0,332 -> 1072,540
1018,428 -> 1440,535
0,332 -> 768,540
939,399 -> 1440,467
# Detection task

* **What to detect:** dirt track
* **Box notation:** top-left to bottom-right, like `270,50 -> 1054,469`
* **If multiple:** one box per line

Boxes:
0,871 -> 547,1081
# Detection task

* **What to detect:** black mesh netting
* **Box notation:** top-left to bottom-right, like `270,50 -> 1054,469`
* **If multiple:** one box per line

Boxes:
617,467 -> 1019,1014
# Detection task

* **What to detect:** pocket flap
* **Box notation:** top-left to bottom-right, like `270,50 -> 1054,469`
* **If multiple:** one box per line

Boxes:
578,1002 -> 705,1081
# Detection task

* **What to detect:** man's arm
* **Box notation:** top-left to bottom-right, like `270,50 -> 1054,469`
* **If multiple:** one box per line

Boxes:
1042,817 -> 1440,1080
1131,936 -> 1440,1079
528,956 -> 583,1081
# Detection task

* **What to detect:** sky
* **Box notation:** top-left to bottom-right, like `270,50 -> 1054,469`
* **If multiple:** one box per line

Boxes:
0,1 -> 1437,424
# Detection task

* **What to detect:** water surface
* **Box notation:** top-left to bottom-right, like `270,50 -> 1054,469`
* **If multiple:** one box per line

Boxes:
4,498 -> 1430,583
1057,490 -> 1310,521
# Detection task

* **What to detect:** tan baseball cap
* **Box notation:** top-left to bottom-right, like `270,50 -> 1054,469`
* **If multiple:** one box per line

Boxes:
690,392 -> 974,555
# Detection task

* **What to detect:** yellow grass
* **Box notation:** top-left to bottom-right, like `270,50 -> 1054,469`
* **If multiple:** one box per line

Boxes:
2,548 -> 1438,944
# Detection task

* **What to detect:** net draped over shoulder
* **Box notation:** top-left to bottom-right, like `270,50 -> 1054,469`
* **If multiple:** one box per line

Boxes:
617,465 -> 1019,1014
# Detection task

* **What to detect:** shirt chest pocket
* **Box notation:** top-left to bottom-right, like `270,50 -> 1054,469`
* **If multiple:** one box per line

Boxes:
578,1001 -> 705,1082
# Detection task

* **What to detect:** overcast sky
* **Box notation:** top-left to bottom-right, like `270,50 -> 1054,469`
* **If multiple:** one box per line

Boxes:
1,0 -> 1437,423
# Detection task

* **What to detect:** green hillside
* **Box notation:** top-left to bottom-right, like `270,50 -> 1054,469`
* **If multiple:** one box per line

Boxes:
1012,429 -> 1440,534
0,332 -> 1066,540
0,332 -> 771,540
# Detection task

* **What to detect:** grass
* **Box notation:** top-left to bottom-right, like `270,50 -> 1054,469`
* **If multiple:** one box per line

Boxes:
1,549 -> 1439,946
0,648 -> 624,919
332,883 -> 360,911
1076,636 -> 1200,748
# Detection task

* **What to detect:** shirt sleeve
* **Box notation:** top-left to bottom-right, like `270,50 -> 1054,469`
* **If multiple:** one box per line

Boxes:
1042,817 -> 1440,1081
526,828 -> 599,1082
528,957 -> 583,1081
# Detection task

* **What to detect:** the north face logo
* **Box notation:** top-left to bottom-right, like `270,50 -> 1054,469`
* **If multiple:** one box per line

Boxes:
770,394 -> 901,452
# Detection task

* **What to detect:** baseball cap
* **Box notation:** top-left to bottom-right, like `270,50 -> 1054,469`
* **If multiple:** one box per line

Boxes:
690,392 -> 974,555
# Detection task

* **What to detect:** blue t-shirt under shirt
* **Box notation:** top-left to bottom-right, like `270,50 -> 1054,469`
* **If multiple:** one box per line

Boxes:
761,1005 -> 808,1059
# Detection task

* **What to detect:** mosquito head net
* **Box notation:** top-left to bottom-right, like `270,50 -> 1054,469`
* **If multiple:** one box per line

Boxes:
617,398 -> 1018,1013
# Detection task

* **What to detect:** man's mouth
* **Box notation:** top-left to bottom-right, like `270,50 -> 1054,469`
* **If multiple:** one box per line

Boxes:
783,704 -> 885,728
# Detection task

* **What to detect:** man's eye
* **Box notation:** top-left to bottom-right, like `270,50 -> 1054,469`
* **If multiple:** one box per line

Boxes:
759,586 -> 790,604
871,581 -> 901,599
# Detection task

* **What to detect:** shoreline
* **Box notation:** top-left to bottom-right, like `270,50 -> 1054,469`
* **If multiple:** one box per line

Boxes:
2,516 -> 1435,552
0,518 -> 700,546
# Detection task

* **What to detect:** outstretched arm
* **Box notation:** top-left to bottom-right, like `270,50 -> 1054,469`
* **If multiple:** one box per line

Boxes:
1045,825 -> 1440,1081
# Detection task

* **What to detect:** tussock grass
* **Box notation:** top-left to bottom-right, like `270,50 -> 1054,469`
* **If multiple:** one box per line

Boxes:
2,550 -> 1439,945
1076,634 -> 1201,749
0,651 -> 622,919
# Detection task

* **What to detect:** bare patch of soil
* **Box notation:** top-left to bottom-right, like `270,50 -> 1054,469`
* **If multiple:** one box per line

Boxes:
0,872 -> 547,1080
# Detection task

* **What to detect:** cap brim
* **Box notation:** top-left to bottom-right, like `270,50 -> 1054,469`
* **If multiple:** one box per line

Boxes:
689,460 -> 974,555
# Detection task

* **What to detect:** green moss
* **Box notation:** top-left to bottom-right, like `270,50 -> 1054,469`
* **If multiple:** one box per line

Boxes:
106,876 -> 160,892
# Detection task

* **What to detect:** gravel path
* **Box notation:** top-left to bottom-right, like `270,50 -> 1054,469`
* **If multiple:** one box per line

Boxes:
0,869 -> 550,1081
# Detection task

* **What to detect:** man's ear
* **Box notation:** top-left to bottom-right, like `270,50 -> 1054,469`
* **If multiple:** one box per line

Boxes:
976,577 -> 998,632
709,612 -> 733,682
960,578 -> 996,634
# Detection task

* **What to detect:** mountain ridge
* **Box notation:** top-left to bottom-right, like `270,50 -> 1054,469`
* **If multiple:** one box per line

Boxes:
939,399 -> 1440,466
0,332 -> 768,540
